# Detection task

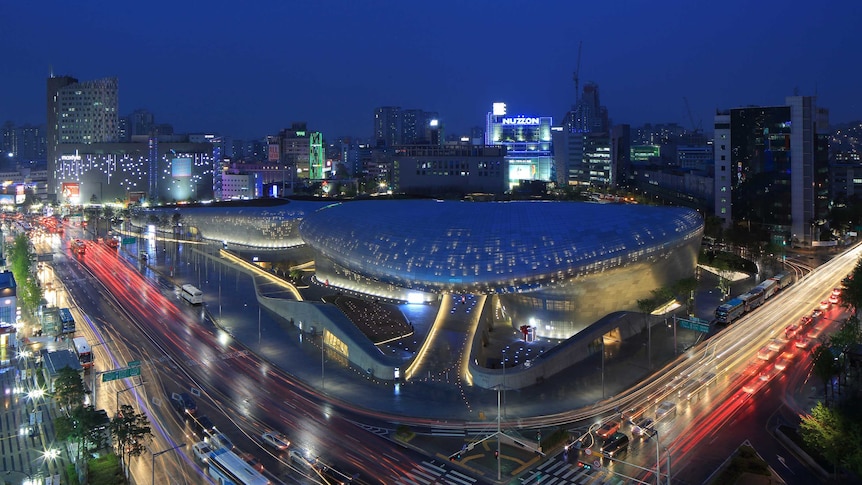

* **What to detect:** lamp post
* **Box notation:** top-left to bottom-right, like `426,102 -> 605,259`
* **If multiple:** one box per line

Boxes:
151,442 -> 186,485
116,380 -> 146,413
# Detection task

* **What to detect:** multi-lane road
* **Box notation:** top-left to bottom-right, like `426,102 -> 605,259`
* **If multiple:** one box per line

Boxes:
35,220 -> 859,484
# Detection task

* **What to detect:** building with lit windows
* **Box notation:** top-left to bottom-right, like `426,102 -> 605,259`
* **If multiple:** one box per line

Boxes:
54,138 -> 214,205
484,103 -> 554,189
47,75 -> 119,200
714,96 -> 829,245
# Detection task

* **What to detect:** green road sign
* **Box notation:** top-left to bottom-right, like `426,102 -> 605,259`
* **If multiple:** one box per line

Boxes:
678,317 -> 710,333
101,366 -> 141,382
122,237 -> 136,245
128,360 -> 141,367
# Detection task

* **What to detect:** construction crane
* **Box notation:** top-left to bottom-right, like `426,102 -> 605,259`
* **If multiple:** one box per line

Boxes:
573,41 -> 582,105
683,96 -> 702,134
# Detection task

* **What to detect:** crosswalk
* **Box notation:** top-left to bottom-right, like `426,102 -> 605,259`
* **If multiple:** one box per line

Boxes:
394,460 -> 478,485
520,455 -> 613,485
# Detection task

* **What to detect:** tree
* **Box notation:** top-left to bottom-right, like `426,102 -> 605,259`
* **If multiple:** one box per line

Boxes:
841,257 -> 862,317
671,276 -> 698,316
53,367 -> 86,413
812,345 -> 840,406
111,404 -> 153,483
55,404 -> 109,481
7,234 -> 43,312
800,402 -> 846,477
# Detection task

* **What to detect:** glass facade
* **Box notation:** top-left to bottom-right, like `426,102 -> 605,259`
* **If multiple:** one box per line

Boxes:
485,107 -> 554,189
730,107 -> 793,234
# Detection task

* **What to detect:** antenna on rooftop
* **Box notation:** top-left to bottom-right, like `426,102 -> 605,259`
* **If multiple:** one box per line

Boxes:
573,41 -> 582,105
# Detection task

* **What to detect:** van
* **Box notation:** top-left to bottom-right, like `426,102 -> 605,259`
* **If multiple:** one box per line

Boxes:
600,432 -> 629,459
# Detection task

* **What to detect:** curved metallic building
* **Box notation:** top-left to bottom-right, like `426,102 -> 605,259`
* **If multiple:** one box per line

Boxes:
131,198 -> 335,249
300,199 -> 703,339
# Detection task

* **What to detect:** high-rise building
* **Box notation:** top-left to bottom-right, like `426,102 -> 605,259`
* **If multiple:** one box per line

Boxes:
401,109 -> 439,144
561,82 -> 609,135
46,75 -> 119,200
714,96 -> 829,245
373,107 -> 401,147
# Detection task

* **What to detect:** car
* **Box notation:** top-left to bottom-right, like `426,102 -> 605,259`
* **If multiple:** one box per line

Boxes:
192,441 -> 213,464
795,337 -> 811,350
191,415 -> 214,434
656,401 -> 676,420
171,392 -> 197,417
210,431 -> 234,451
289,449 -> 313,469
262,431 -> 290,450
742,377 -> 766,394
631,416 -> 655,437
820,300 -> 831,310
832,287 -> 842,296
829,294 -> 839,305
774,356 -> 791,371
600,432 -> 630,459
595,420 -> 621,440
811,309 -> 823,320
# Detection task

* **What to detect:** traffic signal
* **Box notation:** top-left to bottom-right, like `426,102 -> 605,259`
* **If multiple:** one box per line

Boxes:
449,451 -> 461,461
494,450 -> 499,459
577,461 -> 592,470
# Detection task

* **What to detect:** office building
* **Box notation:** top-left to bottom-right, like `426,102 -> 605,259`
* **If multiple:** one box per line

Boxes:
374,107 -> 401,147
485,103 -> 554,189
47,75 -> 119,200
389,145 -> 506,196
714,96 -> 829,245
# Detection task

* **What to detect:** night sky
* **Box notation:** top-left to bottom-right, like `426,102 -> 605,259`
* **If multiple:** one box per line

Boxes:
3,1 -> 860,140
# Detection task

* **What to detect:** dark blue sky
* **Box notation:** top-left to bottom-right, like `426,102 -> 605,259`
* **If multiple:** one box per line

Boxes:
3,1 -> 859,140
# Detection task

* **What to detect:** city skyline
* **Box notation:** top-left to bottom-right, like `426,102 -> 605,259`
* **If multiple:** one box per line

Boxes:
3,1 -> 860,140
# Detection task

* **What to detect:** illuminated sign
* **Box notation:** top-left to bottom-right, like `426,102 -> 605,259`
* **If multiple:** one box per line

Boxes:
172,157 -> 192,178
501,117 -> 541,125
492,103 -> 507,116
61,182 -> 80,204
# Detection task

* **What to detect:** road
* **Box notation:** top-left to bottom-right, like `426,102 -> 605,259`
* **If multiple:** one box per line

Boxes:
35,218 -> 861,485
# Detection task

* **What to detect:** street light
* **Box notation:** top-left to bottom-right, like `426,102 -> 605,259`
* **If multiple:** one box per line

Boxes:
116,380 -> 146,413
151,442 -> 186,485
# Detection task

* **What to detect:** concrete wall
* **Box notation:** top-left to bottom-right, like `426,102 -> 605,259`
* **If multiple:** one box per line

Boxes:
256,293 -> 404,379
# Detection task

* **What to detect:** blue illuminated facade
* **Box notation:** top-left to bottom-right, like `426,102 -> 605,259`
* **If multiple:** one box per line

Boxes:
485,103 -> 554,189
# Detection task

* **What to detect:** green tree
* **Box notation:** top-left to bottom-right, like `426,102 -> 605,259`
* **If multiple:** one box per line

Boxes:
671,276 -> 698,316
841,257 -> 862,317
7,234 -> 43,312
53,367 -> 86,413
55,404 -> 108,481
812,345 -> 840,407
111,404 -> 153,483
800,402 -> 843,476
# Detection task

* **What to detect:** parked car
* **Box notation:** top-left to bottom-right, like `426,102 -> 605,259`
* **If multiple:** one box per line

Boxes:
596,420 -> 621,440
262,431 -> 290,450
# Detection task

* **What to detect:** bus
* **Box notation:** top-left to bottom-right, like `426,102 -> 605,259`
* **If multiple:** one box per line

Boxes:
715,298 -> 745,324
206,447 -> 270,485
59,308 -> 75,333
739,288 -> 765,312
181,284 -> 203,305
72,336 -> 94,369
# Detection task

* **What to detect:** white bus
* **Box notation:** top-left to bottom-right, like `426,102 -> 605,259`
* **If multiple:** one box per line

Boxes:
72,336 -> 94,369
206,447 -> 270,485
181,284 -> 203,305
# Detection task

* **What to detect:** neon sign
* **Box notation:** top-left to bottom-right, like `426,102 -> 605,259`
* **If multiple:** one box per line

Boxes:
501,117 -> 541,125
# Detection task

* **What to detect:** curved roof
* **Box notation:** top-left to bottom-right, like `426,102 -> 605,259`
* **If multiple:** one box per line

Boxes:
299,200 -> 703,293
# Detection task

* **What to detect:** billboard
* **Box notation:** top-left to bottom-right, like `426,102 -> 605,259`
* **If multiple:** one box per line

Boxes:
172,157 -> 192,178
0,194 -> 14,205
61,183 -> 80,204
